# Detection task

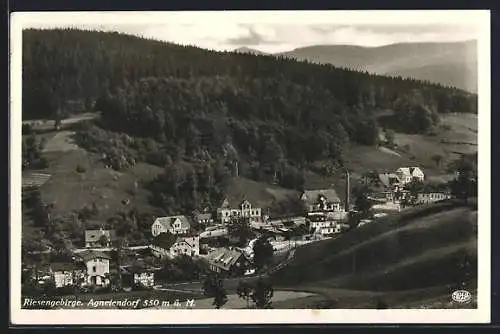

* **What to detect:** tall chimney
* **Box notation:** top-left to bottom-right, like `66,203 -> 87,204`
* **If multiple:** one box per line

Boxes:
345,169 -> 350,212
235,160 -> 239,178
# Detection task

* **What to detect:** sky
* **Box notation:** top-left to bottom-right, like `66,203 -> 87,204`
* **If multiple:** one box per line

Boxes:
20,12 -> 480,53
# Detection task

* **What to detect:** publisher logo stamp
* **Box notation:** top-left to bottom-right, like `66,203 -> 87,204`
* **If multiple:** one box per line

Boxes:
451,290 -> 472,303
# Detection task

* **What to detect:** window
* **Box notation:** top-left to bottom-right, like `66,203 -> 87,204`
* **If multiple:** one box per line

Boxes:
92,266 -> 96,273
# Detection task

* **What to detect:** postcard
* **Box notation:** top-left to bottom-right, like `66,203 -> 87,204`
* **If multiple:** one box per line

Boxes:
10,9 -> 491,325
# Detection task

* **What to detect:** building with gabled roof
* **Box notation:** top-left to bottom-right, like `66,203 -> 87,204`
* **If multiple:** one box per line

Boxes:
47,262 -> 87,288
395,167 -> 425,184
151,215 -> 191,237
300,189 -> 343,214
205,247 -> 249,277
217,198 -> 262,224
75,250 -> 112,287
149,233 -> 200,259
84,229 -> 116,248
120,261 -> 160,288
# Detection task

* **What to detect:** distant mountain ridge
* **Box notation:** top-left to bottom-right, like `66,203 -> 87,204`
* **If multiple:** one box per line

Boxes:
233,47 -> 269,56
235,40 -> 477,92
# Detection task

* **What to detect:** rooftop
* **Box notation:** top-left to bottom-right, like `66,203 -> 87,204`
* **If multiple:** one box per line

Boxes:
154,215 -> 191,230
85,229 -> 116,243
76,250 -> 112,262
205,247 -> 245,271
301,189 -> 341,205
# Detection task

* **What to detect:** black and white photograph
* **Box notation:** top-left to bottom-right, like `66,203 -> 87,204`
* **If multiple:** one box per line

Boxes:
10,10 -> 491,324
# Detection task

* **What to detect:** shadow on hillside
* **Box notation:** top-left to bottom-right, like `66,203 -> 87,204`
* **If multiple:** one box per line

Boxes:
271,200 -> 477,303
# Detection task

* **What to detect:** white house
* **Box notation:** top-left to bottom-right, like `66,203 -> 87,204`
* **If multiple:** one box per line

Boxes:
150,234 -> 200,259
121,263 -> 158,288
169,236 -> 200,257
151,215 -> 191,237
395,167 -> 425,185
50,262 -> 86,288
76,250 -> 111,287
301,189 -> 343,214
217,199 -> 262,224
205,247 -> 250,276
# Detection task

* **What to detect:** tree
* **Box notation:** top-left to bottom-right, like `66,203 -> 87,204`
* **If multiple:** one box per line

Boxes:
228,216 -> 253,247
252,237 -> 274,271
98,234 -> 110,248
250,278 -> 274,309
352,186 -> 373,214
431,154 -> 443,168
203,275 -> 228,309
404,179 -> 425,205
449,156 -> 477,203
236,280 -> 253,309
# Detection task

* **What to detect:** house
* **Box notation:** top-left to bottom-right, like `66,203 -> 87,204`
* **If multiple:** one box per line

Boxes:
300,189 -> 343,214
76,250 -> 111,286
121,262 -> 159,288
196,213 -> 214,226
170,236 -> 200,258
150,234 -> 200,259
50,262 -> 86,288
416,192 -> 451,204
84,229 -> 115,248
395,167 -> 425,185
151,215 -> 191,237
217,198 -> 262,224
378,173 -> 402,190
205,247 -> 250,277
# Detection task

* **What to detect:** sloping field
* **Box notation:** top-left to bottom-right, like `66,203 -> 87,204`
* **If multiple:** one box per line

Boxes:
41,131 -> 79,153
224,177 -> 299,210
341,145 -> 418,175
271,200 -> 477,308
39,149 -> 164,221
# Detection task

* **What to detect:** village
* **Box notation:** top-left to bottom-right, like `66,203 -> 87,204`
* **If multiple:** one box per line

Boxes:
22,165 -> 454,296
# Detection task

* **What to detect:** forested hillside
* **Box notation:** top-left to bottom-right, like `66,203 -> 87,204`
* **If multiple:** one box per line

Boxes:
22,29 -> 477,215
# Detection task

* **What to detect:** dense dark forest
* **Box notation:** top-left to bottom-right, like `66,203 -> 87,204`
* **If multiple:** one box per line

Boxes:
22,29 -> 478,214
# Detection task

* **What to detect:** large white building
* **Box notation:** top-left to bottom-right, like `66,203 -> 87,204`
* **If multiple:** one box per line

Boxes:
217,198 -> 262,224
